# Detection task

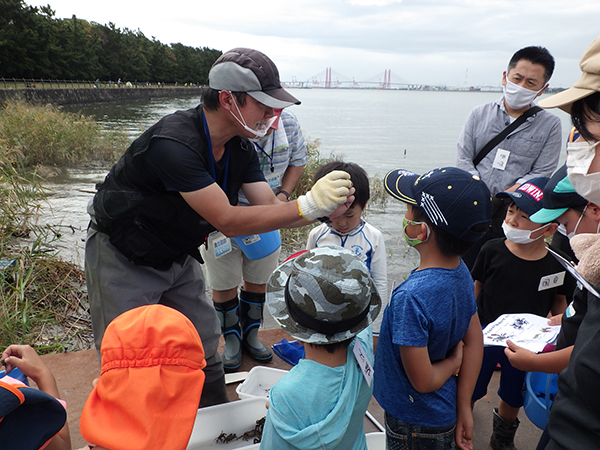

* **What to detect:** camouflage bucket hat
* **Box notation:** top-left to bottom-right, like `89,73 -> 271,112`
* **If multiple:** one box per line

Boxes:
266,246 -> 381,344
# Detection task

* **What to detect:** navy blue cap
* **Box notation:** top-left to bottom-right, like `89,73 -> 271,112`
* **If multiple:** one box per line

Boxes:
384,167 -> 493,242
496,177 -> 549,216
530,165 -> 589,223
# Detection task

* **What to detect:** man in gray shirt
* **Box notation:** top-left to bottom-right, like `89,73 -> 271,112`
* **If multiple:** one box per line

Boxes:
456,46 -> 562,268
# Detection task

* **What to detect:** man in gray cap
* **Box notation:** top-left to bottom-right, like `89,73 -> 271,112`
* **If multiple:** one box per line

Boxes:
261,246 -> 381,450
85,48 -> 353,407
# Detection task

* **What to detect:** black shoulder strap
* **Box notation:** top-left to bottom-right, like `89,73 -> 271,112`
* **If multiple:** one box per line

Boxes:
473,106 -> 542,167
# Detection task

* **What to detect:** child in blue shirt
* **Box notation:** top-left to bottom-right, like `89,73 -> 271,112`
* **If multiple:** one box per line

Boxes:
374,167 -> 490,450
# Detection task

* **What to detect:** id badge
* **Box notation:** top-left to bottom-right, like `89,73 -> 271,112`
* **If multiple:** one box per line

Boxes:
211,232 -> 232,258
492,149 -> 510,170
353,339 -> 373,386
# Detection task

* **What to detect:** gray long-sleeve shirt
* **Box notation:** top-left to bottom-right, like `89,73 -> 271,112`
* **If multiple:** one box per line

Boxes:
456,97 -> 562,195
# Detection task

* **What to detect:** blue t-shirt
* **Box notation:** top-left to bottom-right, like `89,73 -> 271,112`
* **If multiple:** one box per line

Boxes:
373,262 -> 476,427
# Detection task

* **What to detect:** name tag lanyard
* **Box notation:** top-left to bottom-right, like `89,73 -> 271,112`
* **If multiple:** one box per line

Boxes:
255,138 -> 275,173
203,113 -> 230,190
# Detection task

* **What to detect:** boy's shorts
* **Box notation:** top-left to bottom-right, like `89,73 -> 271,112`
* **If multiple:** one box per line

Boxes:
200,231 -> 281,291
472,345 -> 526,408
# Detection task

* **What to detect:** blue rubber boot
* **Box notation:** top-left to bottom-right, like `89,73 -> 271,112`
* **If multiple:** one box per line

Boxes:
214,298 -> 242,372
240,290 -> 273,362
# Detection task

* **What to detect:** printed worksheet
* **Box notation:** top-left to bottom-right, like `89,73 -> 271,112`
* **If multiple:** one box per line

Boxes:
482,313 -> 561,353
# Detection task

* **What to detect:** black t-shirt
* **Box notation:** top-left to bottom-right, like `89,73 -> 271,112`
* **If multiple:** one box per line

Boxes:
143,137 -> 264,198
472,238 -> 571,326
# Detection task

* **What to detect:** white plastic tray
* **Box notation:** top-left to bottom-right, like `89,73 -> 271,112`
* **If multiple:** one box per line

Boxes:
235,366 -> 288,400
186,397 -> 267,450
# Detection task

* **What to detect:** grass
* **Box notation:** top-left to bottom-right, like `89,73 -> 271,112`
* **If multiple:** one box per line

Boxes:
0,101 -> 112,353
0,100 -> 127,167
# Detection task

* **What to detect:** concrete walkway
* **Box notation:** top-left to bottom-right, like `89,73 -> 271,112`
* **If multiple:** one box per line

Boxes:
40,328 -> 543,449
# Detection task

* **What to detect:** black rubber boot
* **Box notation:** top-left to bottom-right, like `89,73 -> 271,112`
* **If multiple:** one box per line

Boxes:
240,290 -> 273,362
490,408 -> 519,450
199,375 -> 229,407
214,298 -> 242,372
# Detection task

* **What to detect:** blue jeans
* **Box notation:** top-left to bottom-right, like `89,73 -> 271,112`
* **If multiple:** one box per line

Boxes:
385,412 -> 456,450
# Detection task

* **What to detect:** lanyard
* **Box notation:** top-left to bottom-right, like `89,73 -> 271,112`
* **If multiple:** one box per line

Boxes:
254,137 -> 275,173
202,113 -> 230,190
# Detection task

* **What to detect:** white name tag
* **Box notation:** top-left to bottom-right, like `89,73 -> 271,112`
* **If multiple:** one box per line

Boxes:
492,149 -> 510,170
212,234 -> 231,258
538,271 -> 565,291
353,339 -> 373,387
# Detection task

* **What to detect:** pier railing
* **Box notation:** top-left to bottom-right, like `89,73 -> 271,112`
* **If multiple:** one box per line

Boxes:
0,78 -> 202,89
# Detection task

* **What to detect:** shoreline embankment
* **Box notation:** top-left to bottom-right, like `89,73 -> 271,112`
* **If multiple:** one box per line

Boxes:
0,87 -> 202,106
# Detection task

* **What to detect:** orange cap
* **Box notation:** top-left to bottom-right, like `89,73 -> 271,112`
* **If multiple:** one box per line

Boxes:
80,305 -> 206,450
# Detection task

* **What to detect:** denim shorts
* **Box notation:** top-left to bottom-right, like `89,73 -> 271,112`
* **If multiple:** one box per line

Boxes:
385,412 -> 456,450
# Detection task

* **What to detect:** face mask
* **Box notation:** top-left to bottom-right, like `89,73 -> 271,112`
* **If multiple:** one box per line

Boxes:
403,217 -> 430,247
229,93 -> 277,138
566,205 -> 587,239
566,140 -> 600,205
502,221 -> 548,244
503,78 -> 545,110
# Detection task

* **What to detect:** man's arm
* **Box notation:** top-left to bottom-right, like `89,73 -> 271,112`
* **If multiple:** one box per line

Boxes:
399,342 -> 463,394
455,110 -> 480,176
455,313 -> 483,450
277,165 -> 304,201
182,171 -> 353,236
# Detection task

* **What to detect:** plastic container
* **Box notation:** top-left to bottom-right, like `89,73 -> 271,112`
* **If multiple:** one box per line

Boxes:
366,432 -> 386,450
233,230 -> 281,260
523,371 -> 558,430
0,367 -> 29,386
186,397 -> 267,450
236,366 -> 288,400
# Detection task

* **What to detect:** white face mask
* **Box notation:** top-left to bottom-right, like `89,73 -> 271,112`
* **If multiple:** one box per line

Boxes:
229,93 -> 277,139
503,78 -> 545,110
566,140 -> 600,205
502,221 -> 548,244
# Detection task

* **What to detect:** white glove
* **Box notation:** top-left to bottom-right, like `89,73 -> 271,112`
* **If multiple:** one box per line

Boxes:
297,170 -> 352,221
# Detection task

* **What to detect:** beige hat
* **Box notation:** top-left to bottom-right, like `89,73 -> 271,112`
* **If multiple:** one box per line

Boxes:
539,35 -> 600,113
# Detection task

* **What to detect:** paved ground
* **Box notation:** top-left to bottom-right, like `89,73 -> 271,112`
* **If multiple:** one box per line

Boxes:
40,328 -> 543,449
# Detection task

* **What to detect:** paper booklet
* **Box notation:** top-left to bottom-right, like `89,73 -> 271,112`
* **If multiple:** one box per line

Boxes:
482,313 -> 561,353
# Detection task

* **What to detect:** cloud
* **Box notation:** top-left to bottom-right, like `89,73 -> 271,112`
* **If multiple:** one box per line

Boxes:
24,0 -> 600,86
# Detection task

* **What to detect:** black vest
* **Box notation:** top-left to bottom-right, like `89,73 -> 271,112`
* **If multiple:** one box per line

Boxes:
93,105 -> 254,269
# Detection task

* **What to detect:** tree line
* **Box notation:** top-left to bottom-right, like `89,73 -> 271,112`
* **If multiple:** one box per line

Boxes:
0,0 -> 222,84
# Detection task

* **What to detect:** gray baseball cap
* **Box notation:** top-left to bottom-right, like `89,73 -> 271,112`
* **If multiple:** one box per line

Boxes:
266,246 -> 381,345
209,48 -> 301,109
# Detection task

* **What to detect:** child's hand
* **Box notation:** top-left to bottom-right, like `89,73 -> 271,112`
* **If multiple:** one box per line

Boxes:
504,340 -> 535,371
547,314 -> 563,326
2,345 -> 54,392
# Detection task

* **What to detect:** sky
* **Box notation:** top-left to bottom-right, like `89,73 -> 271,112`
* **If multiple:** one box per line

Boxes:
25,0 -> 600,88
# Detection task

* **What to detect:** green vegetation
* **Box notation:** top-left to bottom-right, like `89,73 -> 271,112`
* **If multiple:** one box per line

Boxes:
0,101 -> 119,352
0,0 -> 221,84
0,158 -> 90,353
0,100 -> 127,166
